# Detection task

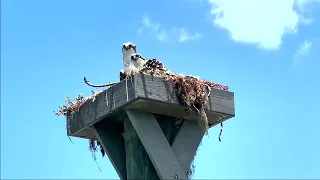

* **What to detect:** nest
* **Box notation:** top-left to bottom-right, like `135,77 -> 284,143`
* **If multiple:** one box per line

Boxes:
172,75 -> 211,133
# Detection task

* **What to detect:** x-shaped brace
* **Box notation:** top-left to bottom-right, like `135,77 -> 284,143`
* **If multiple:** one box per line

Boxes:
125,108 -> 204,180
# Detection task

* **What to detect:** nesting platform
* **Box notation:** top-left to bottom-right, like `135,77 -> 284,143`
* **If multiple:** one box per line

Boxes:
67,73 -> 235,139
66,73 -> 235,180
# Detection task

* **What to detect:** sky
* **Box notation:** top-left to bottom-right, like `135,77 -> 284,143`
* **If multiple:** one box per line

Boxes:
1,0 -> 320,179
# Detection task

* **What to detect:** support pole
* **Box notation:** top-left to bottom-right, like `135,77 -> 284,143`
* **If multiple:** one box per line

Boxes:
93,121 -> 127,180
171,120 -> 204,173
123,113 -> 177,179
125,109 -> 187,180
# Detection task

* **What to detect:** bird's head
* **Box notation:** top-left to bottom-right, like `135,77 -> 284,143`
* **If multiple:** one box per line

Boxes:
122,42 -> 137,53
130,53 -> 142,61
130,53 -> 146,68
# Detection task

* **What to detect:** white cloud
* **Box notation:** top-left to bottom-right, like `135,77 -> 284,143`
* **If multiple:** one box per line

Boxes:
293,40 -> 312,66
207,0 -> 320,50
138,15 -> 168,41
138,15 -> 203,43
179,28 -> 203,42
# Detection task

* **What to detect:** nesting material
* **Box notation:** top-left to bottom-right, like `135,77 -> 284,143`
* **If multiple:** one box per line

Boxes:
54,90 -> 104,116
89,139 -> 105,159
172,75 -> 211,133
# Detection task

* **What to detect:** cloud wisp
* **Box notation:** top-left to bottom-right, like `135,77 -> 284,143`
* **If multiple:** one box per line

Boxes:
137,15 -> 203,43
178,28 -> 203,42
293,40 -> 312,66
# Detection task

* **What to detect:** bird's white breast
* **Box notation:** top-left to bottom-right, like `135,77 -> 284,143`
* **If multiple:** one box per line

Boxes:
123,49 -> 136,70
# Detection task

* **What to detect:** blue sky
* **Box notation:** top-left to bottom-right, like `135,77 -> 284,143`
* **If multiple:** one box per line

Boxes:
1,0 -> 320,179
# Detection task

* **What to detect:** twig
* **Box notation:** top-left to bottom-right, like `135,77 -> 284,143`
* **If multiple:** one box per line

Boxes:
84,77 -> 118,87
91,150 -> 102,172
68,135 -> 74,144
192,103 -> 200,114
204,84 -> 211,97
218,122 -> 223,142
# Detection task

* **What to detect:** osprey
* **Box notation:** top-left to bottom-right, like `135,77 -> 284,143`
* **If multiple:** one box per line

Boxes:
120,42 -> 146,80
84,42 -> 148,87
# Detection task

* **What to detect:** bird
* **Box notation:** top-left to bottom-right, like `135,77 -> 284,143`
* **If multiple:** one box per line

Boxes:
120,42 -> 147,81
130,53 -> 146,70
83,41 -> 173,87
84,42 -> 149,87
122,42 -> 137,70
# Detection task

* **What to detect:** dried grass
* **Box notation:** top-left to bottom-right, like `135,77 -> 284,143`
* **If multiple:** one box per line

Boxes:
54,90 -> 104,116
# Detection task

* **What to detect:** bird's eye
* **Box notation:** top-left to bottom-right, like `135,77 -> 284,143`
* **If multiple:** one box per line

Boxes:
123,45 -> 126,49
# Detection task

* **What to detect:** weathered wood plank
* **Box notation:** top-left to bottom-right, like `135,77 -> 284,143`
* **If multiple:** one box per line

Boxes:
67,73 -> 235,139
127,99 -> 231,127
207,88 -> 235,115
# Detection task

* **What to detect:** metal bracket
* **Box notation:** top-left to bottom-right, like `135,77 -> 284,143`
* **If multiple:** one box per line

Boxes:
125,108 -> 204,179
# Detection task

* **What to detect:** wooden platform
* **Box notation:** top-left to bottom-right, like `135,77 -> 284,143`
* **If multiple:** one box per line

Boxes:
67,73 -> 235,140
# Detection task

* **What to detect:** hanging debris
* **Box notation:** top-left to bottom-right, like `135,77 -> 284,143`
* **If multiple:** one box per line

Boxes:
219,122 -> 224,142
171,75 -> 210,133
88,139 -> 105,171
89,139 -> 105,159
